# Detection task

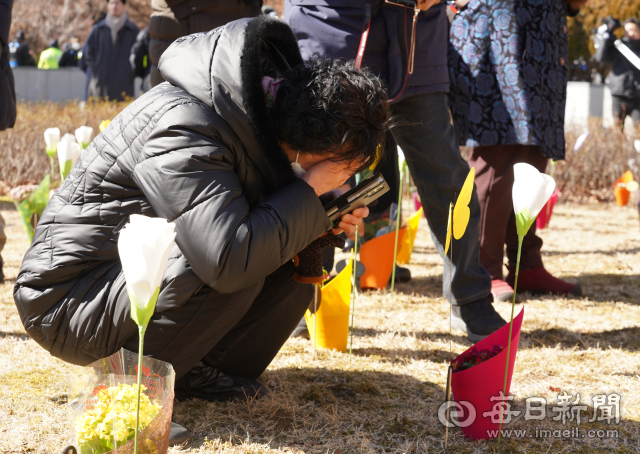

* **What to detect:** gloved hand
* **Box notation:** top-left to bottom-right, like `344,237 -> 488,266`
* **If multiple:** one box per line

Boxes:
604,16 -> 622,33
292,233 -> 345,284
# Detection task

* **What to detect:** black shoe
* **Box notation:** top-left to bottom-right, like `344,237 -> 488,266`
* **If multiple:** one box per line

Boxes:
335,259 -> 366,278
450,298 -> 507,343
290,316 -> 309,339
394,265 -> 411,284
175,363 -> 269,402
169,421 -> 191,446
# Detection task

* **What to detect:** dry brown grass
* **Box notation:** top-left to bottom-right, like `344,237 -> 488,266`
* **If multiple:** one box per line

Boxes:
2,97 -> 637,205
559,123 -> 640,203
1,201 -> 639,453
0,100 -> 130,191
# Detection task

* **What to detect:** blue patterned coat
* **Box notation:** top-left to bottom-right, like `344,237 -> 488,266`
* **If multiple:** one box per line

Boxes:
448,0 -> 573,160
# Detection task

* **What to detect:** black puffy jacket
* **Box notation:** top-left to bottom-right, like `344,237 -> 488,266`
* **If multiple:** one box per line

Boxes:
0,0 -> 16,131
595,34 -> 640,99
14,17 -> 330,366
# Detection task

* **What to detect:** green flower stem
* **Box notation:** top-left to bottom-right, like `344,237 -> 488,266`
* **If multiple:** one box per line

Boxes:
134,323 -> 147,454
349,225 -> 359,361
390,166 -> 405,294
498,234 -> 523,443
405,169 -> 412,258
50,157 -> 55,180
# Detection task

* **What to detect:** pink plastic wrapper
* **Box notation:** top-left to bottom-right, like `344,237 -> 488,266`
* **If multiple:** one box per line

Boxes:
450,308 -> 524,440
536,190 -> 559,229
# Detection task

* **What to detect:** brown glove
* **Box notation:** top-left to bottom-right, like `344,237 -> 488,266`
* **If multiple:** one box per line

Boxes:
292,233 -> 345,284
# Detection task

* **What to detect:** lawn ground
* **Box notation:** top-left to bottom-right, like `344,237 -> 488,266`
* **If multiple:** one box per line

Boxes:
0,202 -> 639,453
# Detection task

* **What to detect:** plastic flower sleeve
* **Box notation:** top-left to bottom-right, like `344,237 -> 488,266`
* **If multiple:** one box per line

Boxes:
68,348 -> 175,454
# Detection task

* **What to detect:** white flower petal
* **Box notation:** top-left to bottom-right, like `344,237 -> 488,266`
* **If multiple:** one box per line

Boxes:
117,215 -> 176,309
61,133 -> 77,143
512,163 -> 556,219
44,128 -> 61,147
75,126 -> 94,146
57,141 -> 82,167
397,146 -> 405,168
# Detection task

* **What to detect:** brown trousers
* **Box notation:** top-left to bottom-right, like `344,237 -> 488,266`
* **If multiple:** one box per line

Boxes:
468,144 -> 548,280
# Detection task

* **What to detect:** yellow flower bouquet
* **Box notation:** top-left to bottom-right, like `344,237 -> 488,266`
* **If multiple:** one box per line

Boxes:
68,349 -> 175,454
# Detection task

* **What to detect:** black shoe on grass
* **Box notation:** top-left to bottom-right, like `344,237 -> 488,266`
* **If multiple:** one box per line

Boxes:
175,363 -> 269,402
450,298 -> 507,343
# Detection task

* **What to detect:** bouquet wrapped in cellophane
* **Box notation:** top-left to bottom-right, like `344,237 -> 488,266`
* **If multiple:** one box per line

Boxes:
68,349 -> 175,454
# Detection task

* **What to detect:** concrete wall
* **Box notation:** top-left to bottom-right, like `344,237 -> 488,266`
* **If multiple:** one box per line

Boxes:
8,72 -> 627,130
12,67 -> 142,103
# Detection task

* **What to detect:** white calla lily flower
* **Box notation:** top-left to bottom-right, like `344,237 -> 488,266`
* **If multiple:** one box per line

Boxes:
75,126 -> 94,149
117,215 -> 176,327
60,133 -> 77,143
44,128 -> 61,158
44,127 -> 61,148
512,163 -> 555,236
57,140 -> 83,180
397,145 -> 406,170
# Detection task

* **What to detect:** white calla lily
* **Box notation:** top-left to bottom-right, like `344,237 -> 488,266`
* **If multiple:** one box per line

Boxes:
117,215 -> 176,454
60,133 -> 77,143
75,126 -> 94,149
44,127 -> 61,148
397,145 -> 406,170
44,128 -> 61,158
57,140 -> 83,180
117,215 -> 176,326
512,163 -> 555,236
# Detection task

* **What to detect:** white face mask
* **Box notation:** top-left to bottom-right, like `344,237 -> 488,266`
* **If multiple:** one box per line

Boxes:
291,151 -> 307,178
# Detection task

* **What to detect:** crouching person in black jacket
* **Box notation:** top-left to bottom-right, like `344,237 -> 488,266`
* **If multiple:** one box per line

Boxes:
14,16 -> 391,403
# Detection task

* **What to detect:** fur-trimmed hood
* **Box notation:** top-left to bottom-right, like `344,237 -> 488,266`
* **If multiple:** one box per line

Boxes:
159,16 -> 304,192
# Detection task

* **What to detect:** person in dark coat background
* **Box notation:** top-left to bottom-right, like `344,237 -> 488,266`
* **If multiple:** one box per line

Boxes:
285,0 -> 507,342
58,37 -> 82,67
8,30 -> 35,67
594,17 -> 640,128
0,0 -> 16,283
130,27 -> 151,93
84,0 -> 139,101
448,0 -> 588,301
148,0 -> 261,87
14,16 -> 388,403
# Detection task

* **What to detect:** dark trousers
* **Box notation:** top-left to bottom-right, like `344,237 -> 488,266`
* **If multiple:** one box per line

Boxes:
124,261 -> 313,379
612,95 -> 640,128
389,92 -> 492,305
468,144 -> 547,280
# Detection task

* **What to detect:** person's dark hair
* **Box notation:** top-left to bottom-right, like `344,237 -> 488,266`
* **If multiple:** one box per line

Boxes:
106,0 -> 126,4
624,18 -> 640,29
270,58 -> 392,170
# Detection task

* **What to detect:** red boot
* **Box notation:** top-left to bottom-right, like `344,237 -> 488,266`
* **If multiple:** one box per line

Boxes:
506,266 -> 581,296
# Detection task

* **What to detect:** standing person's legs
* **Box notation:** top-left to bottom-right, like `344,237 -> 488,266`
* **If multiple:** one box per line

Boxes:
0,212 -> 5,282
470,145 -> 530,280
469,144 -> 531,301
503,147 -> 581,295
390,92 -> 505,341
630,97 -> 640,129
612,95 -> 629,130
